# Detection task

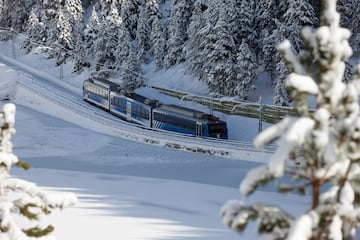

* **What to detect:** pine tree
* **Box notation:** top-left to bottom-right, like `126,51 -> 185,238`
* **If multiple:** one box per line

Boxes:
164,0 -> 193,68
145,0 -> 160,29
282,0 -> 317,52
54,9 -> 74,66
226,0 -> 240,45
185,0 -> 207,79
65,0 -> 83,23
201,2 -> 236,95
93,3 -> 122,76
121,48 -> 143,89
72,33 -> 88,73
84,7 -> 100,61
21,10 -> 47,53
261,19 -> 291,105
97,0 -> 120,18
120,0 -> 141,39
309,0 -> 321,20
237,0 -> 256,48
338,0 -> 360,55
151,16 -> 167,69
221,1 -> 360,239
0,0 -> 36,33
135,5 -> 150,64
23,0 -> 63,59
261,19 -> 287,77
114,14 -> 143,88
273,59 -> 290,106
253,0 -> 277,56
233,40 -> 257,100
343,61 -> 353,83
0,0 -> 3,17
0,103 -> 76,240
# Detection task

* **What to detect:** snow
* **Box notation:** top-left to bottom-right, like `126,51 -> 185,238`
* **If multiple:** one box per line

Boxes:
287,211 -> 316,240
286,73 -> 318,94
0,38 -> 311,239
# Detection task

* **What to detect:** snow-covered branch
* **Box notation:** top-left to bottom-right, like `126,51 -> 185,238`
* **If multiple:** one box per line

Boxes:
0,103 -> 77,239
222,0 -> 360,239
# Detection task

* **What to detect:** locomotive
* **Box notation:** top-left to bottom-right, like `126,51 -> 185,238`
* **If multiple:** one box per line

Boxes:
83,77 -> 228,139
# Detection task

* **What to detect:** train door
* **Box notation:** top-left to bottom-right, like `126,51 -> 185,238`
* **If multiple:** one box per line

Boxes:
126,102 -> 132,121
196,122 -> 202,137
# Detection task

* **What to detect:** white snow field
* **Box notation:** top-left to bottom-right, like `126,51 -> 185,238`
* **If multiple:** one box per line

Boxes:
0,38 -> 313,239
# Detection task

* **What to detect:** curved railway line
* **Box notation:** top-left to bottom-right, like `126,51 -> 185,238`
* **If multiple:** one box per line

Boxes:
1,53 -> 274,162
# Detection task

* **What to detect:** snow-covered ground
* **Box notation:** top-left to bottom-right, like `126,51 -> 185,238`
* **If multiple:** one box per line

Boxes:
0,38 -> 311,239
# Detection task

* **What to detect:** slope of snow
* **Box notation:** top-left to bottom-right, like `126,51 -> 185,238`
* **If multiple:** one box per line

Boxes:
0,38 -> 311,239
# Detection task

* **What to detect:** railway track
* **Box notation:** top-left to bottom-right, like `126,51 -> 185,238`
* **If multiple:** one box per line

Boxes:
1,53 -> 274,162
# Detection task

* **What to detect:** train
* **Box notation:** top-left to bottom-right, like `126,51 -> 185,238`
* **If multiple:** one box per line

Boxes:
82,77 -> 228,139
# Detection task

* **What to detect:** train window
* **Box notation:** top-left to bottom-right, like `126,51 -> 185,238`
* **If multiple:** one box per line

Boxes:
129,103 -> 150,120
208,123 -> 227,135
84,84 -> 109,100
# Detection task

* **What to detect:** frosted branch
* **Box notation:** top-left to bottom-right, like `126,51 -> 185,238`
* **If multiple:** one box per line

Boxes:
254,117 -> 297,150
278,40 -> 307,75
0,103 -> 77,239
285,74 -> 318,95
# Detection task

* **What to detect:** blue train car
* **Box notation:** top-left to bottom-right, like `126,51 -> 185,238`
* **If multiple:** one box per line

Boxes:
83,77 -> 228,139
110,90 -> 159,127
152,104 -> 228,139
83,77 -> 121,110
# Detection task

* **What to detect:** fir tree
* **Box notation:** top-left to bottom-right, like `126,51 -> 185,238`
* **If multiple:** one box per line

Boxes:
221,1 -> 360,239
185,0 -> 207,79
0,0 -> 35,33
253,0 -> 277,56
135,5 -> 150,64
0,0 -> 3,17
72,33 -> 88,73
93,3 -> 122,76
151,15 -> 167,69
338,0 -> 360,55
97,0 -> 120,18
273,59 -> 290,106
23,0 -> 63,59
201,2 -> 236,95
121,48 -> 143,89
164,0 -> 193,68
225,0 -> 240,45
145,0 -> 160,29
233,40 -> 257,100
343,61 -> 353,83
65,0 -> 83,23
0,103 -> 76,240
282,0 -> 317,52
114,14 -> 143,88
120,0 -> 141,39
54,9 -> 74,66
84,7 -> 100,61
21,10 -> 46,54
261,19 -> 291,105
261,19 -> 287,77
237,0 -> 256,48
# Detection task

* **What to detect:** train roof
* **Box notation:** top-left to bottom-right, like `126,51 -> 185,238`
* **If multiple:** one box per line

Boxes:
156,104 -> 222,122
86,77 -> 123,91
124,91 -> 160,107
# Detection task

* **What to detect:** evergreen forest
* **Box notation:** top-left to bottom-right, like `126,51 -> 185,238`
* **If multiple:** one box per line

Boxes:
0,0 -> 359,105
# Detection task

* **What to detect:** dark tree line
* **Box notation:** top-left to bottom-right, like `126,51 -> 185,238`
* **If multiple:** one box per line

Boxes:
0,0 -> 359,104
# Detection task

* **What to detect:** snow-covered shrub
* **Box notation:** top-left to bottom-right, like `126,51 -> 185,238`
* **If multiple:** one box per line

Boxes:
221,0 -> 360,239
0,103 -> 77,240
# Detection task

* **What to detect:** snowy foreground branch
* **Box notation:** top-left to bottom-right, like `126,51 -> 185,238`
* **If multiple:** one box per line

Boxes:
221,0 -> 360,239
0,103 -> 77,240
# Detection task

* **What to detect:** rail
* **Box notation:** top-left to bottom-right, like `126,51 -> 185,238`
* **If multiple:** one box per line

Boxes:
14,70 -> 275,163
151,86 -> 301,124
